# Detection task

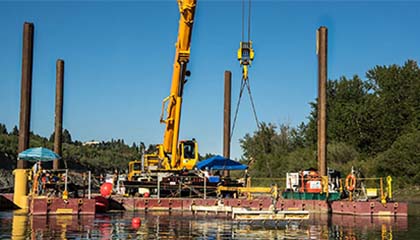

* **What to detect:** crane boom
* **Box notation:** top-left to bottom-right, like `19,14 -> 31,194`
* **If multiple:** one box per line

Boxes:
130,0 -> 199,175
161,0 -> 196,167
126,2 -> 246,199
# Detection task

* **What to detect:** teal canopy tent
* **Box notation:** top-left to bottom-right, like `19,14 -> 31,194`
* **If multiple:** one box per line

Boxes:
18,147 -> 61,162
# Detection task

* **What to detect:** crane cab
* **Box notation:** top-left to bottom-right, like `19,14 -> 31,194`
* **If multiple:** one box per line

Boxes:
179,139 -> 198,170
128,161 -> 142,181
130,139 -> 198,176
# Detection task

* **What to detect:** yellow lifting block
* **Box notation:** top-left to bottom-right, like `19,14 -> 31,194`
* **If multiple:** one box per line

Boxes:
237,41 -> 255,65
237,41 -> 255,80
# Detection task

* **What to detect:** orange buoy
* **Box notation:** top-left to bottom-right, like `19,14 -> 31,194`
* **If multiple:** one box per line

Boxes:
143,192 -> 150,198
132,217 -> 141,228
100,182 -> 113,197
345,174 -> 356,191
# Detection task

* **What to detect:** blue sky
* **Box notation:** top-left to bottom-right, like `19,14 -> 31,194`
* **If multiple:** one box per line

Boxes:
0,1 -> 419,159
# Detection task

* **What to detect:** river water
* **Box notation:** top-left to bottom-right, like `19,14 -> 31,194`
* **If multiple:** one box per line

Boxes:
0,203 -> 419,239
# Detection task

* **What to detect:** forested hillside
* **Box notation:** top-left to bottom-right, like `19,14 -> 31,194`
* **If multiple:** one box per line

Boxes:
0,126 -> 139,173
0,127 -> 211,174
1,60 -> 419,189
240,60 -> 420,188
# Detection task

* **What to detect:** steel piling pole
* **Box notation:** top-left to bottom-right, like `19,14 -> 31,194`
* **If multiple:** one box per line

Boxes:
53,59 -> 64,170
223,71 -> 232,177
317,26 -> 328,177
17,22 -> 34,169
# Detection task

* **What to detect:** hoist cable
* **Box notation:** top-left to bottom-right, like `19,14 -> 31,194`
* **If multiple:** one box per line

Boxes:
242,0 -> 252,42
245,79 -> 260,127
242,0 -> 245,42
231,0 -> 260,140
248,0 -> 251,42
230,77 -> 260,140
230,79 -> 246,140
235,0 -> 270,177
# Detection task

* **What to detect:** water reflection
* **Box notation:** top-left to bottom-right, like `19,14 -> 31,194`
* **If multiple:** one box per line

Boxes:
31,214 -> 94,239
2,210 -> 411,239
11,210 -> 28,240
309,213 -> 407,240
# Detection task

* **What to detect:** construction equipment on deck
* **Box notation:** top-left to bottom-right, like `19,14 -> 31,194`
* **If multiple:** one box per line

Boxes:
127,0 -> 198,183
125,0 -> 256,198
123,0 -> 240,197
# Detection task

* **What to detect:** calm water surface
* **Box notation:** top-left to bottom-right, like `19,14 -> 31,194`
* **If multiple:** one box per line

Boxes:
0,203 -> 419,239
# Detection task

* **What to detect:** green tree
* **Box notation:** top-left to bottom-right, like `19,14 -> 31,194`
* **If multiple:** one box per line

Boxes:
49,131 -> 55,142
306,75 -> 374,153
0,124 -> 7,134
240,122 -> 311,178
62,129 -> 72,144
12,126 -> 18,135
366,60 -> 420,152
306,60 -> 420,156
240,122 -> 277,178
374,130 -> 420,187
49,129 -> 73,144
199,153 -> 216,161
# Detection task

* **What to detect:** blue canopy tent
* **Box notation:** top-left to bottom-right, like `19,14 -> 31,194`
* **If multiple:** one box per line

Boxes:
196,155 -> 248,171
18,147 -> 61,162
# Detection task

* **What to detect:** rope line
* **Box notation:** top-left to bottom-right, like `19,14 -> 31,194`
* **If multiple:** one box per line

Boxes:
230,77 -> 260,141
242,0 -> 245,42
242,0 -> 252,42
230,78 -> 246,140
248,0 -> 251,42
245,78 -> 259,127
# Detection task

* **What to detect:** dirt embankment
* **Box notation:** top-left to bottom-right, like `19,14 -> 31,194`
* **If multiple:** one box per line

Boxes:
0,169 -> 13,192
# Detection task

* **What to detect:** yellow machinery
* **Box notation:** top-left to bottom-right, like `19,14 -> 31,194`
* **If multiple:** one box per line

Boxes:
237,0 -> 255,81
13,169 -> 28,209
128,0 -> 198,180
237,41 -> 254,81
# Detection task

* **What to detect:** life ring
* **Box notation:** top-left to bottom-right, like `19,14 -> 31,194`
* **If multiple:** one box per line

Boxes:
345,174 -> 356,191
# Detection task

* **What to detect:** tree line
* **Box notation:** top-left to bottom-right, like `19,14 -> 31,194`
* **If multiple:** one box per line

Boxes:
240,60 -> 420,188
1,60 -> 419,187
0,126 -> 139,173
0,125 -> 212,174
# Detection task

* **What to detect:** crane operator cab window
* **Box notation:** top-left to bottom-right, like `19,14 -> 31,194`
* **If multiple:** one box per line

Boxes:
182,141 -> 195,159
133,162 -> 141,171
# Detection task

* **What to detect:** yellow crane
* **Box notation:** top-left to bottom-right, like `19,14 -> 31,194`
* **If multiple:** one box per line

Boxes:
128,0 -> 198,181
